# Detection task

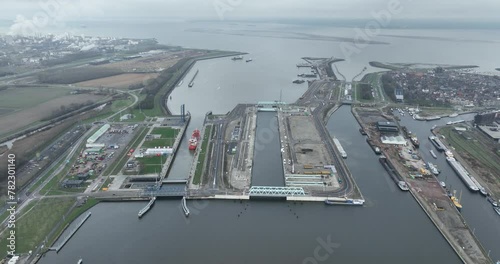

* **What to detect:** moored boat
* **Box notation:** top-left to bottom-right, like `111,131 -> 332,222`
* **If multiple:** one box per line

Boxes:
451,196 -> 462,211
398,181 -> 409,191
188,129 -> 201,150
487,196 -> 498,207
430,149 -> 437,158
494,206 -> 500,216
410,136 -> 420,148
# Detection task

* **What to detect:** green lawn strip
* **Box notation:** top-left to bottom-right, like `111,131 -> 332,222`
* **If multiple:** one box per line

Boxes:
137,155 -> 165,174
101,176 -> 113,190
45,198 -> 99,248
0,197 -> 75,258
150,127 -> 179,138
105,127 -> 148,176
193,125 -> 212,185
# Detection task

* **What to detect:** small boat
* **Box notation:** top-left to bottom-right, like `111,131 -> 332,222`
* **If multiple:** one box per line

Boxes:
78,259 -> 83,264
292,79 -> 305,84
487,196 -> 498,207
440,181 -> 446,188
398,181 -> 409,191
449,113 -> 459,118
246,58 -> 253,62
494,206 -> 500,216
359,128 -> 367,135
430,150 -> 437,159
231,55 -> 243,60
451,196 -> 462,211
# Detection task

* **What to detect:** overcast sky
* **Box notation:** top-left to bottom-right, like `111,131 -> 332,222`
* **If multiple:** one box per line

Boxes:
1,0 -> 500,22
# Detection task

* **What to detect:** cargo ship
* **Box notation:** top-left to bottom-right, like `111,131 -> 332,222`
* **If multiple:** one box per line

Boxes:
470,176 -> 487,196
429,135 -> 445,152
324,198 -> 364,206
333,138 -> 347,158
188,129 -> 201,151
446,157 -> 479,192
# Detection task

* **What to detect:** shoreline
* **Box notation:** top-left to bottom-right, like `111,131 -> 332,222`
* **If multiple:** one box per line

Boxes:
369,61 -> 479,71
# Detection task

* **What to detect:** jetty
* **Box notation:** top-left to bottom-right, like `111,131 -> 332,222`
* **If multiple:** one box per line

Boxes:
188,69 -> 199,87
49,212 -> 92,253
138,197 -> 157,218
181,196 -> 190,217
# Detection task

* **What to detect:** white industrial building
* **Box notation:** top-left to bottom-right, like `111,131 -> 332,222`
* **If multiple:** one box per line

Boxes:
144,147 -> 173,156
87,124 -> 110,144
86,143 -> 105,149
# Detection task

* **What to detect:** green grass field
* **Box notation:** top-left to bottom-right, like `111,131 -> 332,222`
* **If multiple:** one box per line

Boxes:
45,198 -> 99,248
193,125 -> 212,185
440,127 -> 500,173
141,127 -> 179,148
137,155 -> 165,174
151,127 -> 179,138
0,86 -> 71,110
0,197 -> 75,258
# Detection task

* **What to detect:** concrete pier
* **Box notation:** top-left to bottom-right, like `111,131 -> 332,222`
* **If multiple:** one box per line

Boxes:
49,212 -> 92,253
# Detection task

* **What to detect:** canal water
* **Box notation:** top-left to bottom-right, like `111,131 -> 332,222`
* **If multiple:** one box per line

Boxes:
251,112 -> 285,186
30,21 -> 500,263
396,112 -> 500,261
38,106 -> 461,264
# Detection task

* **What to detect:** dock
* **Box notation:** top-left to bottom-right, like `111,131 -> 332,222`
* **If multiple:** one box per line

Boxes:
188,69 -> 199,87
138,197 -> 156,218
49,212 -> 92,253
181,196 -> 190,217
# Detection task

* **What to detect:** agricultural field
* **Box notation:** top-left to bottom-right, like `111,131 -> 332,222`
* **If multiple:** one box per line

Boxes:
97,50 -> 206,72
0,91 -> 105,137
75,73 -> 159,89
0,86 -> 70,113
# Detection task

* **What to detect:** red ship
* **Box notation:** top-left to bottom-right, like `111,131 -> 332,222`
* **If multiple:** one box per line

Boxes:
188,129 -> 200,150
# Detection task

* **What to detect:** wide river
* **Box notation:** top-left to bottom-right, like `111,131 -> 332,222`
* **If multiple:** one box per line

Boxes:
26,21 -> 500,263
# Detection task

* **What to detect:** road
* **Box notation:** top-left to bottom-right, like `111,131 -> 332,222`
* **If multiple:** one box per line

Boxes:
0,90 -> 139,229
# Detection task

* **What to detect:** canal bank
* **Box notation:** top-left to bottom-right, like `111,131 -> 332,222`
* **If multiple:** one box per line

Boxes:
352,106 -> 492,264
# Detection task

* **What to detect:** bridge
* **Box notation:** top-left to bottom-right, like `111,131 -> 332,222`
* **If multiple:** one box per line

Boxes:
256,101 -> 287,112
248,186 -> 306,197
141,184 -> 187,198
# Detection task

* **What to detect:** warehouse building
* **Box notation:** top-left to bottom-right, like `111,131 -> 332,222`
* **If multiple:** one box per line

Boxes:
144,147 -> 173,156
377,121 -> 399,132
87,124 -> 110,144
